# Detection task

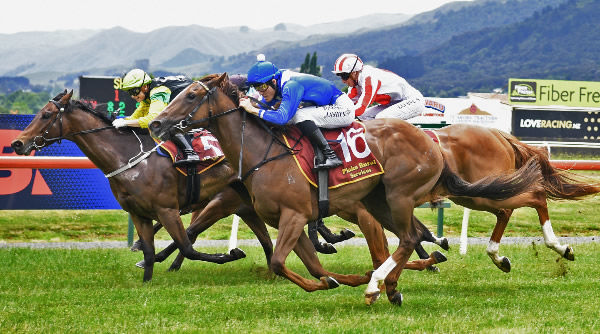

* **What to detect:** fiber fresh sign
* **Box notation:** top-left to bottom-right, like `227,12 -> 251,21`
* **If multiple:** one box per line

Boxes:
509,78 -> 600,107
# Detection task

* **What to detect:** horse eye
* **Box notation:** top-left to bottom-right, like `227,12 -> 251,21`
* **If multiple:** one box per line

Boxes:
41,111 -> 52,119
186,92 -> 196,100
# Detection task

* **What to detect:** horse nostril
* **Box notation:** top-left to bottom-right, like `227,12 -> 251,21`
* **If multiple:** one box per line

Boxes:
11,140 -> 22,149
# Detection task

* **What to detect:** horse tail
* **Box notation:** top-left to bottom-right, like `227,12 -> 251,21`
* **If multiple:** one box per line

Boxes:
436,157 -> 542,201
500,132 -> 600,200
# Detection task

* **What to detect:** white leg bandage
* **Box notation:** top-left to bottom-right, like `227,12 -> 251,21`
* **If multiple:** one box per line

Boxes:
542,220 -> 567,255
365,256 -> 397,294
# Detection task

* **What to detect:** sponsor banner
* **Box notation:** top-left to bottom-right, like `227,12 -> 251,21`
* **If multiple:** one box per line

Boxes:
509,78 -> 600,108
1,114 -> 121,210
408,95 -> 512,132
512,108 -> 600,141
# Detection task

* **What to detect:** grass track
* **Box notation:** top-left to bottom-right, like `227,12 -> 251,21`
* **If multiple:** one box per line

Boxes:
1,243 -> 599,333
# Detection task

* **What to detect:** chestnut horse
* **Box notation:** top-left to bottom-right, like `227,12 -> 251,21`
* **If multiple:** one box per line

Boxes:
150,74 -> 541,305
434,124 -> 600,272
11,91 -> 443,285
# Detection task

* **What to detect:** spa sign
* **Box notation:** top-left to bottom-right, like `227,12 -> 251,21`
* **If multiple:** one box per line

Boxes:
509,78 -> 600,108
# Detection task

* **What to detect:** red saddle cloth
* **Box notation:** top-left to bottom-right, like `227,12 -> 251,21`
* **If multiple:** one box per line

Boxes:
155,129 -> 225,176
283,122 -> 384,189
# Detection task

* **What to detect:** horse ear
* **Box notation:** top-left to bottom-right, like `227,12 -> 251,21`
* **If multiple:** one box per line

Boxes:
217,72 -> 229,88
60,89 -> 74,104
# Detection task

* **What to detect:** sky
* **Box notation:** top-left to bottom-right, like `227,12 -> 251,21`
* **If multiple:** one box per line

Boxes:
3,0 -> 472,34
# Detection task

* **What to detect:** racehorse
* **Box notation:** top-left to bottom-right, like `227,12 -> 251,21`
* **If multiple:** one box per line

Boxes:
11,90 -> 270,282
434,124 -> 600,272
149,73 -> 541,305
11,90 -> 444,285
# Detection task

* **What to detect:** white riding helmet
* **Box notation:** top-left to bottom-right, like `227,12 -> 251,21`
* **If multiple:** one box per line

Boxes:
332,54 -> 363,74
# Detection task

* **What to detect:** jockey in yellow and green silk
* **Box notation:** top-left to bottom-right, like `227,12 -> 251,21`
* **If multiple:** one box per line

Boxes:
114,68 -> 200,166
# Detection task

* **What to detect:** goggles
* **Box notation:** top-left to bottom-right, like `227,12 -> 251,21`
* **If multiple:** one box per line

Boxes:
336,56 -> 359,81
252,82 -> 270,92
336,72 -> 351,81
128,86 -> 142,97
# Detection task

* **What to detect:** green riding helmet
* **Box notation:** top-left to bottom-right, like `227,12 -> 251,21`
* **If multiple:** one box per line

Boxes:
121,69 -> 152,90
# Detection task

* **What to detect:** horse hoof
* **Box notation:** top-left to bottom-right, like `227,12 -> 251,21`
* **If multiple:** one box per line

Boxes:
426,265 -> 440,273
317,243 -> 337,254
365,291 -> 380,306
563,246 -> 575,261
230,248 -> 247,259
136,260 -> 145,269
388,292 -> 403,306
340,228 -> 356,240
497,257 -> 511,273
439,237 -> 450,251
167,264 -> 181,272
431,251 -> 447,264
325,277 -> 340,289
130,241 -> 143,252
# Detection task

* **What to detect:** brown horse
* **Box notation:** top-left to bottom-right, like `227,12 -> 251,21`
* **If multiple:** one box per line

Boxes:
149,73 -> 541,305
11,90 -> 443,286
11,90 -> 271,282
434,124 -> 600,272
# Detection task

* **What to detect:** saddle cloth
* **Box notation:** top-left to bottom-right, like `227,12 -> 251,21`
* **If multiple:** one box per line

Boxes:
283,121 -> 384,189
155,129 -> 225,176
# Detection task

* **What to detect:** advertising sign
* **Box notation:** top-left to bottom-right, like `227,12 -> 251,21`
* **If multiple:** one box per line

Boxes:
512,108 -> 600,141
1,114 -> 121,210
408,95 -> 512,132
509,78 -> 600,108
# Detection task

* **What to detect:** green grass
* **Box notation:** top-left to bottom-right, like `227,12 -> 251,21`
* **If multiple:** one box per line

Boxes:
1,195 -> 600,243
0,244 -> 599,333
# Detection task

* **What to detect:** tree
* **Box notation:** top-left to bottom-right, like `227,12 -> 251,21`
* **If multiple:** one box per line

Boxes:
299,52 -> 321,77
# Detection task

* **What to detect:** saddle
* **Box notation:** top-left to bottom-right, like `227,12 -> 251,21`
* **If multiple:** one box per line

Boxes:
283,121 -> 384,218
155,130 -> 225,212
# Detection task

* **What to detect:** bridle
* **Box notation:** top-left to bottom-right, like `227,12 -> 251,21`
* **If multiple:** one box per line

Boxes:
32,99 -> 113,150
170,80 -> 297,182
173,81 -> 239,132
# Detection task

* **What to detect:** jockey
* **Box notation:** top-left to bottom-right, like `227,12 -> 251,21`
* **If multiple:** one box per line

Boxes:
239,55 -> 355,170
113,68 -> 200,166
333,53 -> 426,121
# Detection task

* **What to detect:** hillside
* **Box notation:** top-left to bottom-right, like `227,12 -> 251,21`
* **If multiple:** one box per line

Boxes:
402,0 -> 600,96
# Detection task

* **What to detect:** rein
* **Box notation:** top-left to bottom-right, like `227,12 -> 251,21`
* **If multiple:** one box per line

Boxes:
40,98 -> 162,178
34,99 -> 114,150
172,80 -> 296,181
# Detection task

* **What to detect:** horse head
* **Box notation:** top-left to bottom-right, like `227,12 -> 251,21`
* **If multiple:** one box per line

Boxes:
11,89 -> 74,155
149,72 -> 237,141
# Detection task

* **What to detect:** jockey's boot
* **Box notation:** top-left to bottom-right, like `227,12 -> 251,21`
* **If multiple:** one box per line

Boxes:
172,132 -> 201,166
297,120 -> 342,170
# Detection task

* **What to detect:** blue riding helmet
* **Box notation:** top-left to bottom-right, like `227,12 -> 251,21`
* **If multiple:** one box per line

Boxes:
247,60 -> 279,85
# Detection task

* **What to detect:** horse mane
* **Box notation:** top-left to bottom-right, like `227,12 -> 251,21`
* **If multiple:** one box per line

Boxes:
199,73 -> 241,106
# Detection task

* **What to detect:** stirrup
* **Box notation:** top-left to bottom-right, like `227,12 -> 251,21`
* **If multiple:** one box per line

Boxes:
314,157 -> 342,170
173,152 -> 201,166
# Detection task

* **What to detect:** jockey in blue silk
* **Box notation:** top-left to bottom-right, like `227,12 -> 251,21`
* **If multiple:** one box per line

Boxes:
239,55 -> 355,169
114,68 -> 200,166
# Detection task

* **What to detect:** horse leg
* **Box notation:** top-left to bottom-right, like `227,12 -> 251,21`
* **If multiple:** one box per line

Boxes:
308,220 -> 337,254
316,218 -> 356,244
236,205 -> 273,267
155,207 -> 246,264
269,210 -> 338,292
131,222 -> 162,252
486,209 -> 513,272
129,214 -> 156,282
537,205 -> 574,261
295,231 -> 371,287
